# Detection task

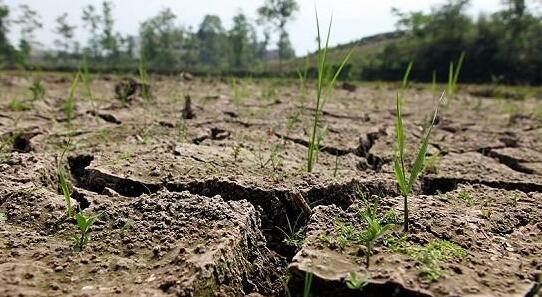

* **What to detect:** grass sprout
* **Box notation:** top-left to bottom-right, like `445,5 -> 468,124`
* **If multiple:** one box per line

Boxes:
358,201 -> 394,268
69,211 -> 99,251
346,272 -> 370,290
59,169 -> 74,219
394,90 -> 445,231
306,11 -> 352,172
29,79 -> 45,101
138,59 -> 152,102
63,72 -> 81,129
447,52 -> 465,99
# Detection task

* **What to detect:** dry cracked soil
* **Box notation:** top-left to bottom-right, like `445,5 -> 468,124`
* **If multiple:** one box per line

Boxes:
0,72 -> 541,297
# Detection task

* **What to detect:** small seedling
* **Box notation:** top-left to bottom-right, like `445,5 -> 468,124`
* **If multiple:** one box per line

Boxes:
447,52 -> 465,99
278,215 -> 305,248
29,79 -> 45,101
346,272 -> 369,290
359,203 -> 393,268
306,11 -> 352,172
138,59 -> 151,102
70,211 -> 99,250
63,72 -> 81,129
0,212 -> 6,223
456,189 -> 474,206
79,56 -> 96,111
58,170 -> 74,219
394,89 -> 445,231
8,98 -> 31,111
297,55 -> 310,100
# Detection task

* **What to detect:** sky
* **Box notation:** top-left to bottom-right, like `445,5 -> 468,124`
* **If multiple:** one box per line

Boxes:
4,0 -> 506,55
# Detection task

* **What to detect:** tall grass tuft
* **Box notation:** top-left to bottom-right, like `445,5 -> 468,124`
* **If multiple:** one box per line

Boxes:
306,11 -> 352,172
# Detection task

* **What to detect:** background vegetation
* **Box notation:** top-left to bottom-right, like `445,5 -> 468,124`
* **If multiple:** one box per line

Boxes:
1,0 -> 542,84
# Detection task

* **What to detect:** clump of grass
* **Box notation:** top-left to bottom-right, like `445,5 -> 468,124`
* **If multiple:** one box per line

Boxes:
456,189 -> 474,206
447,52 -> 465,99
306,12 -> 352,172
8,98 -> 31,111
63,72 -> 81,129
411,240 -> 468,282
69,211 -> 99,250
278,215 -> 305,248
29,79 -> 45,101
387,237 -> 467,282
394,86 -> 445,231
229,77 -> 249,105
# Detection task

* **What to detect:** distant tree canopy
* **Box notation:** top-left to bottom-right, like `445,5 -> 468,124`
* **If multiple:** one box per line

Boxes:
0,0 -> 300,72
363,0 -> 542,84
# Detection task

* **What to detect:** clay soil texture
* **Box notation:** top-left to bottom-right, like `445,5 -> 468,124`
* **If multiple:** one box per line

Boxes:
0,72 -> 541,297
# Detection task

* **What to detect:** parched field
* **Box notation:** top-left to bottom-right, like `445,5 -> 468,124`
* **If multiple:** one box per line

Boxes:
0,72 -> 541,297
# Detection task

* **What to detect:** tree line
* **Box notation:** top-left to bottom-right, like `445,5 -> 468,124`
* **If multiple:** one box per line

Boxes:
0,0 -> 299,72
361,0 -> 542,84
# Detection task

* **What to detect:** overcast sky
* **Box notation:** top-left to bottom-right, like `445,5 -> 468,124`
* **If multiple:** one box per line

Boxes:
4,0 -> 505,55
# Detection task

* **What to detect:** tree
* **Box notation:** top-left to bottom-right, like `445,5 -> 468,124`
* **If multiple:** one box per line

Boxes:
53,13 -> 76,59
100,1 -> 118,59
197,15 -> 230,69
0,1 -> 14,65
277,31 -> 295,60
82,4 -> 101,58
13,4 -> 42,64
228,11 -> 257,68
140,8 -> 183,67
257,0 -> 299,63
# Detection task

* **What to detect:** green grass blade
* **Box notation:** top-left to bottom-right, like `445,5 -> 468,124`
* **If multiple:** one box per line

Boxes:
402,62 -> 413,90
395,93 -> 405,171
394,159 -> 408,196
452,52 -> 465,89
59,170 -> 72,218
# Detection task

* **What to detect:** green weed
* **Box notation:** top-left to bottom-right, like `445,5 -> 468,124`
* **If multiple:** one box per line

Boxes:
59,170 -> 74,219
306,12 -> 352,172
391,238 -> 468,282
63,72 -> 81,129
346,272 -> 369,290
29,79 -> 45,101
394,79 -> 445,231
138,59 -> 152,102
8,98 -> 31,111
447,52 -> 465,99
278,215 -> 305,248
79,56 -> 94,103
358,201 -> 394,268
456,189 -> 474,206
69,211 -> 99,250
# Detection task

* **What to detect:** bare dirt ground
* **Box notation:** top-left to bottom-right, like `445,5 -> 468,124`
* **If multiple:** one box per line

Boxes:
0,72 -> 541,297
